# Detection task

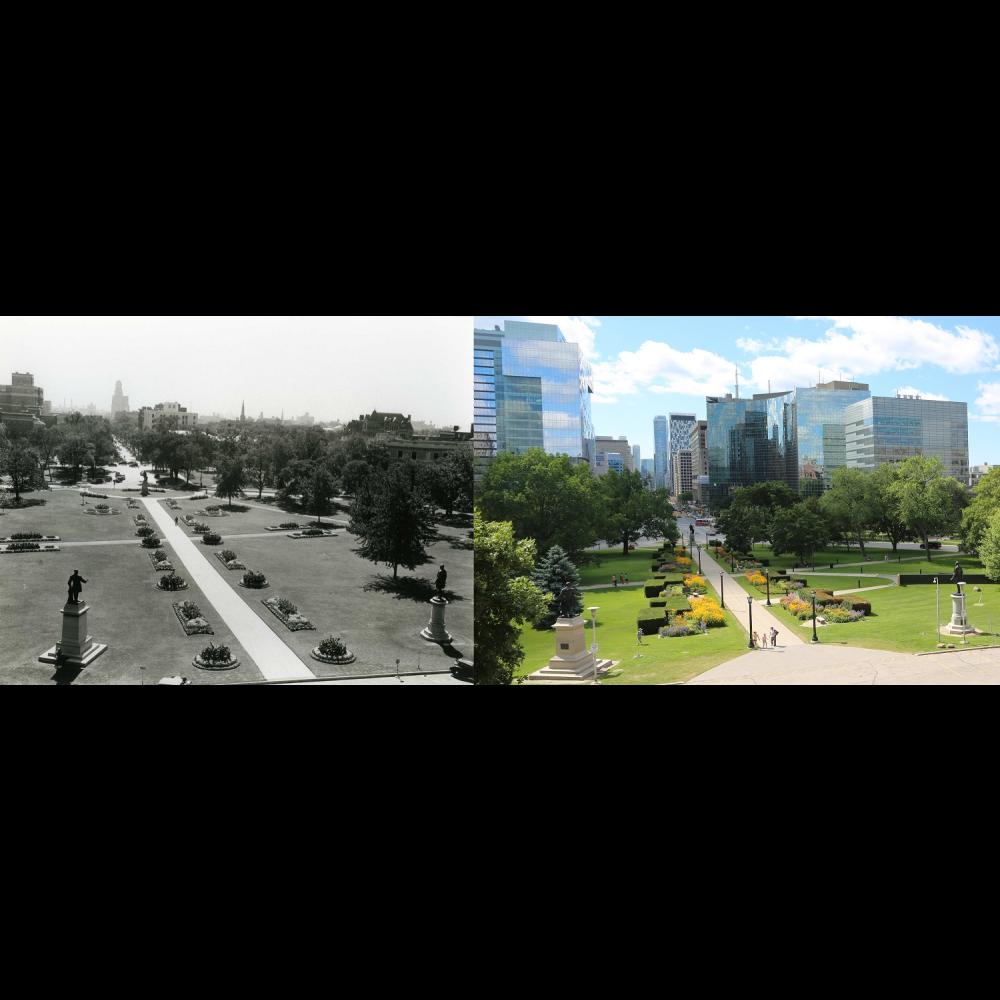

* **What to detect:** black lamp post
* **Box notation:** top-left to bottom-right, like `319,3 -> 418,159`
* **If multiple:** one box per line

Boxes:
747,595 -> 755,649
697,544 -> 702,573
720,573 -> 725,609
731,552 -> 736,572
811,589 -> 819,643
765,572 -> 772,606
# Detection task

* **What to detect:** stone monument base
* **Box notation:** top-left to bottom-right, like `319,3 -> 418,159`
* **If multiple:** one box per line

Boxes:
38,601 -> 108,667
420,596 -> 453,644
527,614 -> 614,682
944,589 -> 977,636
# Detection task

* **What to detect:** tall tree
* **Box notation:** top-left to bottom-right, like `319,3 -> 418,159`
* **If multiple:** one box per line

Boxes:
30,424 -> 59,483
474,510 -> 549,685
960,466 -> 1000,555
870,462 -> 911,553
0,436 -> 38,502
600,470 -> 677,556
244,432 -> 272,500
307,465 -> 336,526
426,446 -> 474,517
532,544 -> 582,628
770,501 -> 830,567
977,509 -> 1000,581
821,467 -> 879,558
478,449 -> 602,559
349,467 -> 438,580
214,457 -> 246,509
340,459 -> 371,495
891,456 -> 967,560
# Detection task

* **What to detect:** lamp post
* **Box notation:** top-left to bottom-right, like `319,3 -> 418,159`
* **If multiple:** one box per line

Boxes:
720,573 -> 725,609
933,578 -> 940,645
747,595 -> 755,649
811,589 -> 819,643
765,572 -> 772,606
589,606 -> 600,685
697,544 -> 702,573
731,552 -> 736,572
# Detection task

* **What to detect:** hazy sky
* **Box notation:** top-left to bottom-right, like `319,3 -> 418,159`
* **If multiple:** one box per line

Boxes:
0,316 -> 472,426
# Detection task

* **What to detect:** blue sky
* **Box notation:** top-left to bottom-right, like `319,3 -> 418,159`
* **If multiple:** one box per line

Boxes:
474,316 -> 1000,463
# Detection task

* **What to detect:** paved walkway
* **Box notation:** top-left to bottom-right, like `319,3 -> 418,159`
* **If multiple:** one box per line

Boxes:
140,497 -> 315,682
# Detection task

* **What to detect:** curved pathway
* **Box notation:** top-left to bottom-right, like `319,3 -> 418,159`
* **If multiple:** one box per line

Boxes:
140,496 -> 315,682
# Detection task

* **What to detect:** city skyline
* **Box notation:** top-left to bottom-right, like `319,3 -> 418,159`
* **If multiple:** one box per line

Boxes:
0,317 -> 471,429
473,316 -> 1000,463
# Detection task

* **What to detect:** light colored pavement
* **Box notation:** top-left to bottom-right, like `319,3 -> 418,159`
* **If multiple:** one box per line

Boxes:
277,673 -> 469,685
141,496 -> 316,682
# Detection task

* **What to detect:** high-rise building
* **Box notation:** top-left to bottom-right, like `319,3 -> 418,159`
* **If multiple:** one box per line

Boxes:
672,450 -> 694,497
111,380 -> 129,416
632,444 -> 641,471
640,458 -> 655,485
594,435 -> 634,477
970,463 -> 992,488
0,372 -> 46,430
689,419 -> 709,503
473,320 -> 594,477
668,414 -> 697,493
793,381 -> 872,496
844,396 -> 969,482
706,391 -> 797,506
653,416 -> 668,489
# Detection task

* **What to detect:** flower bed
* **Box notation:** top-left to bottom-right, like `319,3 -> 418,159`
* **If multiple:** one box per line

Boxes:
2,533 -> 59,542
140,536 -> 161,548
262,596 -> 315,631
136,526 -> 155,537
156,572 -> 188,591
80,490 -> 109,499
193,642 -> 239,670
121,486 -> 166,493
287,528 -> 336,539
202,532 -> 222,545
173,600 -> 214,636
745,570 -> 767,587
149,553 -> 174,571
215,551 -> 246,571
191,522 -> 209,534
683,596 -> 726,628
266,523 -> 301,531
133,515 -> 147,526
240,570 -> 269,589
166,500 -> 181,510
197,507 -> 229,517
310,635 -> 356,665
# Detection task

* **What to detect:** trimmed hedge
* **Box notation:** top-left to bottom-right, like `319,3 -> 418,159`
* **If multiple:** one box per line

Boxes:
649,599 -> 667,608
898,574 -> 992,586
644,580 -> 665,598
637,613 -> 669,636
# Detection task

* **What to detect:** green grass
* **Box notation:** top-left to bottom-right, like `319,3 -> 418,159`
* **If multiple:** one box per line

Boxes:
766,580 -> 1000,654
578,547 -> 669,586
517,577 -> 750,685
732,573 -> 895,599
745,544 -> 980,574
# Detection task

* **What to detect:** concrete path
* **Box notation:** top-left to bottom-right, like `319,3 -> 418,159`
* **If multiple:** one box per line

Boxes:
140,496 -> 315,682
699,546 -> 805,647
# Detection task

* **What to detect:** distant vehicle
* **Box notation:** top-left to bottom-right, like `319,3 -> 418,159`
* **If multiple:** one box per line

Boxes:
695,518 -> 710,526
128,461 -> 139,467
920,541 -> 943,549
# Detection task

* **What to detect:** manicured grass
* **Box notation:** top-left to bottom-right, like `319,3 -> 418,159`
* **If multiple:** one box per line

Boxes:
732,573 -> 895,599
578,547 -> 665,586
746,544 -> 980,575
517,578 -> 750,685
767,581 -> 1000,654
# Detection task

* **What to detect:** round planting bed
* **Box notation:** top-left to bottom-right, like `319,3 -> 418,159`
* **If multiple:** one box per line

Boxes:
310,647 -> 356,665
310,637 -> 356,665
193,653 -> 240,671
238,580 -> 270,589
156,575 -> 189,592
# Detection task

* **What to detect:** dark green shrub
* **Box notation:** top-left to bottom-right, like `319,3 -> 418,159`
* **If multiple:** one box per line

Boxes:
178,601 -> 202,620
202,532 -> 222,545
637,614 -> 669,636
136,526 -> 155,537
279,522 -> 299,529
644,580 -> 665,598
650,599 -> 667,608
6,540 -> 40,551
10,532 -> 42,540
243,570 -> 267,588
141,536 -> 161,548
199,643 -> 232,664
302,527 -> 324,537
220,549 -> 237,562
318,636 -> 348,658
276,597 -> 297,615
158,573 -> 186,591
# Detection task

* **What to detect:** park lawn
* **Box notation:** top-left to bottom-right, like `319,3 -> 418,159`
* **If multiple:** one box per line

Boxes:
747,544 -> 979,574
732,573 -> 897,599
578,547 -> 664,586
766,581 -> 1000,654
517,578 -> 751,685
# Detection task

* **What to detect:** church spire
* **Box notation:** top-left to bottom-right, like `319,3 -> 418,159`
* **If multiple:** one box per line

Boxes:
240,400 -> 245,423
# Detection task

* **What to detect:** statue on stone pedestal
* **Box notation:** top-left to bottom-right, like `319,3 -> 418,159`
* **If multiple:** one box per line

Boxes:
435,564 -> 447,597
951,561 -> 965,592
557,581 -> 579,619
67,570 -> 87,605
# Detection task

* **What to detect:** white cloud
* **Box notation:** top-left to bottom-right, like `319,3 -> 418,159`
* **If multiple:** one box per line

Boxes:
974,382 -> 1000,422
790,316 -> 999,376
736,337 -> 764,353
524,316 -> 599,359
894,386 -> 950,401
591,340 -> 740,400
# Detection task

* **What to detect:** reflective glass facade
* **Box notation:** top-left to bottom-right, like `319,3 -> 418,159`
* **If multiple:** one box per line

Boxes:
473,334 -> 500,479
653,416 -> 668,488
474,322 -> 594,470
844,397 -> 969,481
792,384 -> 872,496
706,392 -> 797,506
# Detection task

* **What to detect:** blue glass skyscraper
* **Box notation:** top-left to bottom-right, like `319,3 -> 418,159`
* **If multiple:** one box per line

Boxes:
653,416 -> 667,489
473,320 -> 594,473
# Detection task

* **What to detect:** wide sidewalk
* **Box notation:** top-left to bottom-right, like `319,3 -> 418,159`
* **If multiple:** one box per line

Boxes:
141,496 -> 316,681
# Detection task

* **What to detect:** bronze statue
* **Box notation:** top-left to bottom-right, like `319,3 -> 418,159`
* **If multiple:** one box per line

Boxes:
557,582 -> 579,618
951,561 -> 965,590
435,564 -> 447,596
67,570 -> 87,605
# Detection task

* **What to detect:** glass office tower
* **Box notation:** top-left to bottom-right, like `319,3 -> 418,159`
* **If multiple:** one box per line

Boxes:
844,396 -> 969,481
473,320 -> 594,471
653,416 -> 668,489
706,391 -> 797,506
792,381 -> 872,496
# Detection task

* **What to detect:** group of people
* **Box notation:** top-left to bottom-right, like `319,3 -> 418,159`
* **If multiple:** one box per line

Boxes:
611,574 -> 630,588
752,627 -> 779,649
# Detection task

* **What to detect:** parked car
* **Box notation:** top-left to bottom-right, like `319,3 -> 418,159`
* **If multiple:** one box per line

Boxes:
919,541 -> 943,549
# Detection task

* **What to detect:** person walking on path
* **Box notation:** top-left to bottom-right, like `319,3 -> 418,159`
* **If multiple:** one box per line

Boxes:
637,627 -> 645,646
619,574 -> 625,586
752,631 -> 759,649
771,627 -> 778,648
612,575 -> 617,589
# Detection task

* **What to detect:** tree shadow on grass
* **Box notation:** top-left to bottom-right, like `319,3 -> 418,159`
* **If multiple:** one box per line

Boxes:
446,536 -> 473,551
363,574 -> 465,603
